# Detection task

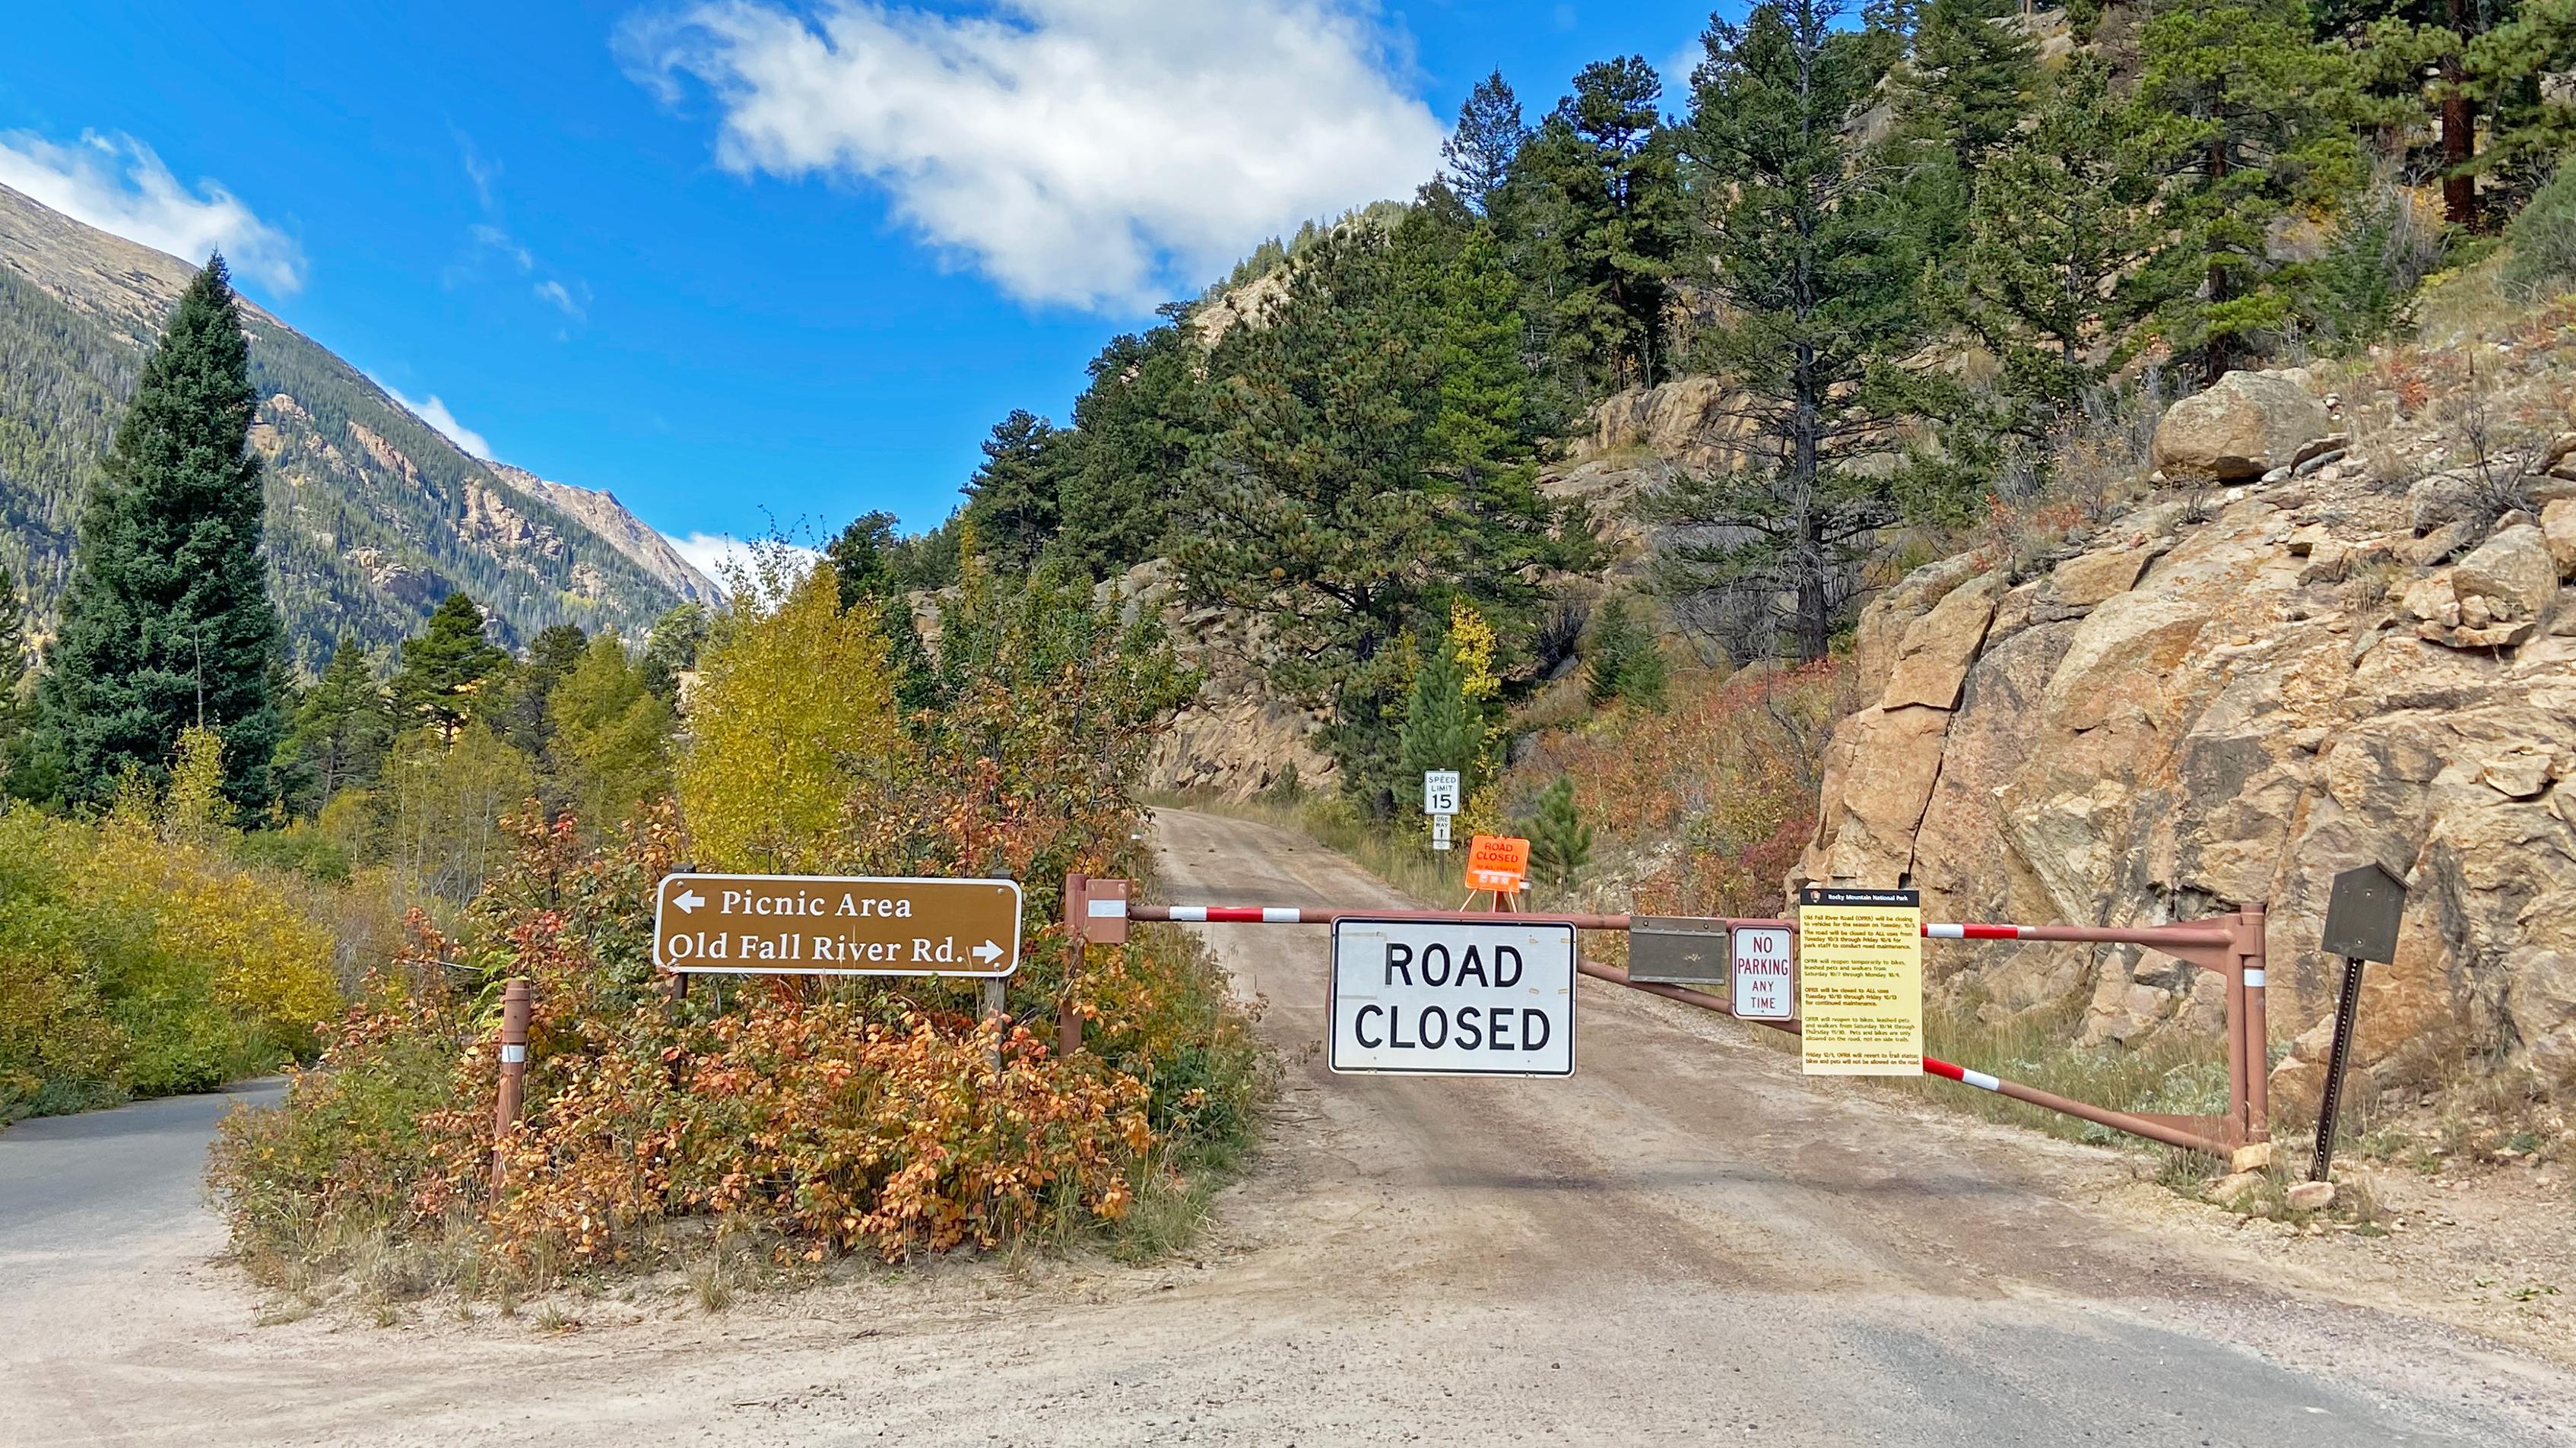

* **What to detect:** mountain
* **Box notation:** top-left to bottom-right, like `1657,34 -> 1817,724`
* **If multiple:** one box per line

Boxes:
0,181 -> 693,670
487,463 -> 722,609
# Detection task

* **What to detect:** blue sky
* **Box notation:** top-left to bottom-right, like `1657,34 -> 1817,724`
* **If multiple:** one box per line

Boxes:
1,2 -> 1724,571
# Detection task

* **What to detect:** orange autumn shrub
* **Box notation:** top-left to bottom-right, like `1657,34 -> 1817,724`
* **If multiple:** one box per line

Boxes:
1524,661 -> 1844,918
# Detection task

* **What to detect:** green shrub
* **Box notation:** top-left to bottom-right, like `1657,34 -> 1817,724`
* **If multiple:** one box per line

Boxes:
2503,166 -> 2576,300
1584,597 -> 1668,708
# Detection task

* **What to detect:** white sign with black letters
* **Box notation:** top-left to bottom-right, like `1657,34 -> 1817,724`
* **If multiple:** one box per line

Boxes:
1731,925 -> 1795,1020
1328,917 -> 1575,1076
1423,770 -> 1462,816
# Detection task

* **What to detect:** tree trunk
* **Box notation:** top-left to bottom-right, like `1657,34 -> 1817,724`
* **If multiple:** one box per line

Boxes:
2442,0 -> 2477,230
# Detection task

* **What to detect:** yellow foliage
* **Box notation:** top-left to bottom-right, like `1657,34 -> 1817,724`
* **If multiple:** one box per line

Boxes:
678,566 -> 899,871
1448,601 -> 1501,703
86,822 -> 340,1050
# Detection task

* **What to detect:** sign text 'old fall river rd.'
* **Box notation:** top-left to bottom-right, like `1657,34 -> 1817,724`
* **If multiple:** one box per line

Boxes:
652,873 -> 1023,977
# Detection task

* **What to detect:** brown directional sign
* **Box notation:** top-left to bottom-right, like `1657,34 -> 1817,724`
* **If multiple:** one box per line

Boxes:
652,873 -> 1023,977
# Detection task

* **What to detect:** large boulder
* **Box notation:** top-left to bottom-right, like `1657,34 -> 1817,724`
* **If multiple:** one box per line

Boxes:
2451,524 -> 2559,623
2150,372 -> 2333,481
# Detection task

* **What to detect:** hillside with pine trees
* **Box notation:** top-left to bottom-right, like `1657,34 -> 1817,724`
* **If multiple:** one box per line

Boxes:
0,181 -> 710,670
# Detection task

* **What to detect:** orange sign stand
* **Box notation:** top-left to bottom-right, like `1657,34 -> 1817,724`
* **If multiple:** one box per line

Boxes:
1463,835 -> 1531,905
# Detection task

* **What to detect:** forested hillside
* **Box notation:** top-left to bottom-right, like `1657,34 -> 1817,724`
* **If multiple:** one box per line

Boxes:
884,0 -> 2576,819
0,182 -> 690,668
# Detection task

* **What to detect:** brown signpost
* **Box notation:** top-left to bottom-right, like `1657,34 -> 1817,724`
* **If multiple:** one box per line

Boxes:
652,872 -> 1023,977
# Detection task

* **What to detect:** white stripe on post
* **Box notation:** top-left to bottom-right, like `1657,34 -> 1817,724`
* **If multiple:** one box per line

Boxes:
1261,908 -> 1302,924
2243,968 -> 2266,987
500,1044 -> 527,1064
1086,899 -> 1128,918
1926,924 -> 1966,939
1962,1068 -> 2001,1092
1169,907 -> 1208,923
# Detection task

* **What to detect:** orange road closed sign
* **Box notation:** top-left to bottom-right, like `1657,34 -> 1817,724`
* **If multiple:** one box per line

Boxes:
652,873 -> 1022,977
1464,835 -> 1531,895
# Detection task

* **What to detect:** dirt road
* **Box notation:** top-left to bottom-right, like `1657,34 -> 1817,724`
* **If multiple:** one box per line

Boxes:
2,808 -> 2569,1445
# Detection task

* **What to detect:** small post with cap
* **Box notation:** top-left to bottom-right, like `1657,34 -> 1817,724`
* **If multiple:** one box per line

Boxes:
490,977 -> 532,1197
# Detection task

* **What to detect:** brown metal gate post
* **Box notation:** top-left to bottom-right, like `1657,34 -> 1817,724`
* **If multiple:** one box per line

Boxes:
490,977 -> 531,1197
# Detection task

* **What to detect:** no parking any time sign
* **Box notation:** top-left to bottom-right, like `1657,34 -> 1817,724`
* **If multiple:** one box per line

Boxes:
1328,917 -> 1575,1076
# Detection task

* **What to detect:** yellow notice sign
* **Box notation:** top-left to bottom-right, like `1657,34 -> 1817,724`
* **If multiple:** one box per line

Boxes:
1797,887 -> 1924,1076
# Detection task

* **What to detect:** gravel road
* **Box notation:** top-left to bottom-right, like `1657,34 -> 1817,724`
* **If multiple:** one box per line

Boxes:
0,807 -> 2568,1446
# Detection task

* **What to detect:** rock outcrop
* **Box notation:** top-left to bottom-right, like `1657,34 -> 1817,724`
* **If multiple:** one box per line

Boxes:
1118,561 -> 1339,799
1798,375 -> 2576,1101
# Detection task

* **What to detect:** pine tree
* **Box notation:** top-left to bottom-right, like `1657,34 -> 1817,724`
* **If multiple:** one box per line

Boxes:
1660,0 -> 1934,662
1950,56 -> 2161,437
2130,0 -> 2362,382
1584,597 -> 1668,708
2466,0 -> 2576,194
1442,71 -> 1529,214
28,254 -> 287,808
960,409 -> 1079,569
390,592 -> 508,743
1527,775 -> 1594,892
0,565 -> 26,752
276,635 -> 390,813
1894,0 -> 2041,189
639,603 -> 709,703
1508,58 -> 1692,392
825,509 -> 941,716
1057,322 -> 1201,572
490,622 -> 588,759
1396,631 -> 1486,803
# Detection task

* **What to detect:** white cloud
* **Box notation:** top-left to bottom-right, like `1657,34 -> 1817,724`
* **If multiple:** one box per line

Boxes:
380,384 -> 495,461
623,0 -> 1446,309
669,532 -> 823,595
0,129 -> 304,293
533,278 -> 588,318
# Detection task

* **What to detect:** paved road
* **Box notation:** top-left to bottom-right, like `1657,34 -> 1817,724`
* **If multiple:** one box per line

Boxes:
0,1079 -> 282,1282
0,811 -> 2566,1445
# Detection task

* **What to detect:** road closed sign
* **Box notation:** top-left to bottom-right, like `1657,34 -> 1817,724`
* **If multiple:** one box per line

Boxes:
1463,835 -> 1531,894
653,873 -> 1022,977
1328,917 -> 1574,1076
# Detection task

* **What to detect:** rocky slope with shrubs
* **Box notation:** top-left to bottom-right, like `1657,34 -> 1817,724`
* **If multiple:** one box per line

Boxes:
1795,265 -> 2576,1109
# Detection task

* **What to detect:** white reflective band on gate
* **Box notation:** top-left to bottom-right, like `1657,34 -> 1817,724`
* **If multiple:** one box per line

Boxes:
1261,908 -> 1301,923
500,1044 -> 527,1063
1926,923 -> 1966,939
1169,907 -> 1208,922
1962,1068 -> 2000,1092
2244,968 -> 2267,987
1086,899 -> 1128,917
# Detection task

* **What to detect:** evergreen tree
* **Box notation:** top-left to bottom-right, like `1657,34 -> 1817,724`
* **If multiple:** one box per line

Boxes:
1950,56 -> 2161,437
490,622 -> 588,760
2466,0 -> 2575,192
2130,0 -> 2362,381
1509,58 -> 1692,392
0,565 -> 26,754
1442,71 -> 1529,214
28,254 -> 287,809
1894,0 -> 2041,189
1057,322 -> 1201,572
276,635 -> 391,813
960,409 -> 1079,569
639,603 -> 709,703
1527,775 -> 1594,892
825,509 -> 941,716
1396,631 -> 1486,803
390,592 -> 508,743
1661,0 -> 1935,662
1584,597 -> 1668,708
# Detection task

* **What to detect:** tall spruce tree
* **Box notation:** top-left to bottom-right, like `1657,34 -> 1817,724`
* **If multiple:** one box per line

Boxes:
30,254 -> 286,809
960,410 -> 1079,569
1057,321 -> 1201,572
390,592 -> 508,743
1442,71 -> 1530,214
1660,0 -> 1932,662
825,509 -> 940,716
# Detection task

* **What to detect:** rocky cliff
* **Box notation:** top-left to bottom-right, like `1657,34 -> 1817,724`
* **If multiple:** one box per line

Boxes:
487,464 -> 723,610
1795,320 -> 2576,1105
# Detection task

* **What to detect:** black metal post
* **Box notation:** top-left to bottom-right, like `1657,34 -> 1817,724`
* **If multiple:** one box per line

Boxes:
2311,956 -> 2368,1182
